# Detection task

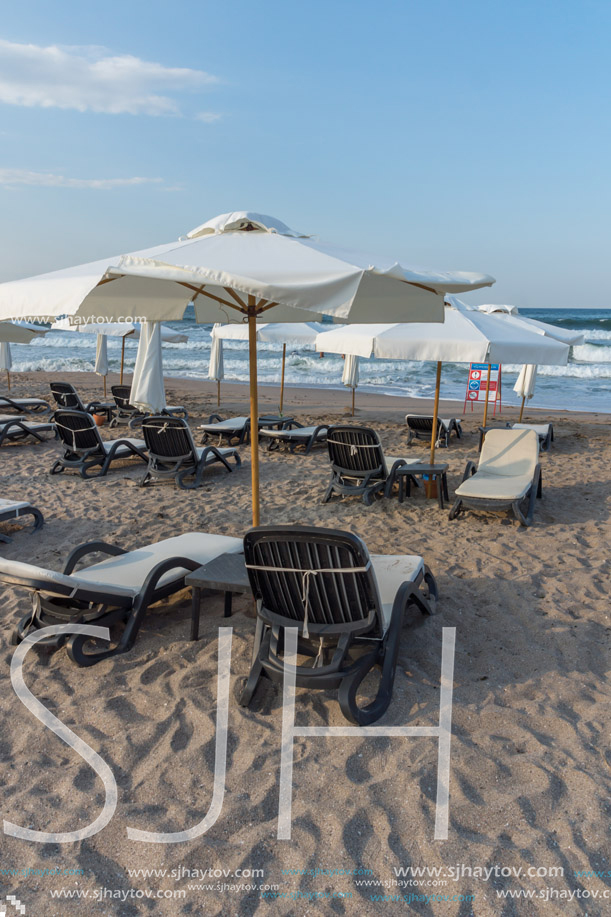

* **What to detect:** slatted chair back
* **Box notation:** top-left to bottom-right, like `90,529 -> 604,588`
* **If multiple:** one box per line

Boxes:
326,425 -> 387,479
406,415 -> 436,436
141,416 -> 196,463
111,385 -> 136,412
244,526 -> 384,637
53,410 -> 102,453
50,382 -> 85,411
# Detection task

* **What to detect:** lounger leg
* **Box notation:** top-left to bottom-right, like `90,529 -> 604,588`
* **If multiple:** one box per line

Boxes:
224,591 -> 233,617
237,618 -> 266,706
448,497 -> 462,520
190,586 -> 202,641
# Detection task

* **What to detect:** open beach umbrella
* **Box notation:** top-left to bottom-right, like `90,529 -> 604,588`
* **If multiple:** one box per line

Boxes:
208,324 -> 224,407
131,322 -> 166,414
212,321 -> 329,412
0,211 -> 495,524
0,320 -> 48,389
51,318 -> 188,383
315,296 -> 570,465
94,334 -> 109,396
342,353 -> 360,416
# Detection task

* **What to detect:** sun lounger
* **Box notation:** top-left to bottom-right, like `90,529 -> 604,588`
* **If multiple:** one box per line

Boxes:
50,409 -> 147,478
0,499 -> 44,543
323,425 -> 416,505
2,532 -> 243,664
200,414 -> 252,446
478,422 -> 553,452
0,417 -> 56,447
406,414 -> 462,448
449,428 -> 542,526
140,416 -> 240,488
50,381 -> 115,422
108,385 -> 188,428
259,422 -> 329,454
0,396 -> 51,414
237,525 -> 437,725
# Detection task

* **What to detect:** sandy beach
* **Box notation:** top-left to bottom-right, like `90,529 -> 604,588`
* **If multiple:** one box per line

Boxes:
0,370 -> 609,917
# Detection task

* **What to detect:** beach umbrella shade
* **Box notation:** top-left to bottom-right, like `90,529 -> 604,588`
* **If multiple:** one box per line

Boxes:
513,364 -> 538,421
0,211 -> 495,524
316,296 -> 570,465
94,334 -> 109,396
208,324 -> 225,407
130,322 -> 167,414
0,320 -> 48,389
212,321 -> 330,412
342,353 -> 360,416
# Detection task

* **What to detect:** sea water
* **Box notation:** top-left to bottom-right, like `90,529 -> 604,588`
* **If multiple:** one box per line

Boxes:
8,308 -> 611,414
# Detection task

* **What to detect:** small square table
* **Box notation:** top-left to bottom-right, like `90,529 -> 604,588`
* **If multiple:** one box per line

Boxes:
185,552 -> 252,641
392,462 -> 450,509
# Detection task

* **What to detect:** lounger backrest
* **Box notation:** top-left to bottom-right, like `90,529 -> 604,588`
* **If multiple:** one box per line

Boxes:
111,385 -> 137,411
141,416 -> 196,461
244,525 -> 384,635
53,409 -> 103,452
406,415 -> 436,434
326,425 -> 387,477
478,429 -> 539,478
50,382 -> 85,411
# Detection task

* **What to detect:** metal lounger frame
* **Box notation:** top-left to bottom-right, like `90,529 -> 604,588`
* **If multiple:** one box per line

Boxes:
0,504 -> 44,543
200,413 -> 251,446
0,419 -> 56,447
406,414 -> 462,448
0,397 -> 51,415
50,409 -> 148,478
140,415 -> 240,489
237,525 -> 438,725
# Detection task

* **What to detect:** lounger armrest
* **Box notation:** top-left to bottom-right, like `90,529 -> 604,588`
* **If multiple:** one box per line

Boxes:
461,460 -> 477,483
534,463 -> 542,498
280,420 -> 303,430
63,541 -> 128,574
207,413 -> 224,423
134,556 -> 202,610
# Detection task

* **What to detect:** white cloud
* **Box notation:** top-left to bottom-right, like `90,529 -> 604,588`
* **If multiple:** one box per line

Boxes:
195,111 -> 222,123
0,40 -> 219,116
0,168 -> 166,189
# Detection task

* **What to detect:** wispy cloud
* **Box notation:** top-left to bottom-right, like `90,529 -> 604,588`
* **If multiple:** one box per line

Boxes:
0,40 -> 219,116
0,168 -> 167,189
195,111 -> 222,123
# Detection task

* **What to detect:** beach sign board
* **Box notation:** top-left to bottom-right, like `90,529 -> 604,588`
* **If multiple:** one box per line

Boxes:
464,363 -> 502,413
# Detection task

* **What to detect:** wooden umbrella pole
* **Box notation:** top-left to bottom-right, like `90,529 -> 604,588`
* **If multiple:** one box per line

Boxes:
429,361 -> 442,467
6,370 -> 10,391
519,395 -> 526,423
248,308 -> 261,527
120,336 -> 126,384
482,363 -> 492,428
279,343 -> 286,413
217,379 -> 221,407
103,375 -> 107,397
351,386 -> 355,416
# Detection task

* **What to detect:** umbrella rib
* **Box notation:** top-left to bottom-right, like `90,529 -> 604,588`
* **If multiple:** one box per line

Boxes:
177,283 -> 243,313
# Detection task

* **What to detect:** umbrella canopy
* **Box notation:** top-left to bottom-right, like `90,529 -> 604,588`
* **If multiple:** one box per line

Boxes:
51,318 -> 188,343
0,321 -> 48,344
476,304 -> 585,346
0,212 -> 495,524
131,322 -> 166,414
0,341 -> 12,372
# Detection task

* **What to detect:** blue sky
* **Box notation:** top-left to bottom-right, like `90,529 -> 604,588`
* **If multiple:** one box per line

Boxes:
1,0 -> 609,306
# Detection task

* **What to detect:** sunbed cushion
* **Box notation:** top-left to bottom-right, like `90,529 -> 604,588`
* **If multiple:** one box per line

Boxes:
200,417 -> 248,432
455,471 -> 534,501
456,429 -> 538,501
101,437 -> 145,455
1,421 -> 53,432
261,426 -> 323,439
0,398 -> 48,407
0,415 -> 26,423
0,500 -> 31,514
194,446 -> 236,462
0,533 -> 243,600
371,554 -> 424,631
510,423 -> 551,437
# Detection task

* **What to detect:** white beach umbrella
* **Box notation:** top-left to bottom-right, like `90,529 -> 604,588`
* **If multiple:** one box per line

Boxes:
94,334 -> 109,396
0,211 -> 494,524
208,324 -> 225,407
513,364 -> 538,421
316,296 -> 570,463
213,321 -> 329,412
342,353 -> 360,416
0,320 -> 47,389
131,322 -> 166,414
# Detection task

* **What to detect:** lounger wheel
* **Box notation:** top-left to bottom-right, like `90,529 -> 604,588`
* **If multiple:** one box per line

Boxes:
66,632 -> 113,666
50,461 -> 65,475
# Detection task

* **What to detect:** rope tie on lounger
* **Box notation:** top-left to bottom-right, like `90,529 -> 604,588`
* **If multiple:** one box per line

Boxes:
326,439 -> 382,458
143,421 -> 171,435
246,561 -> 371,639
54,420 -> 97,448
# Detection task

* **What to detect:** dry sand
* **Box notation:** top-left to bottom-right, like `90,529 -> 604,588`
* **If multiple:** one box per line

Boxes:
0,371 -> 609,917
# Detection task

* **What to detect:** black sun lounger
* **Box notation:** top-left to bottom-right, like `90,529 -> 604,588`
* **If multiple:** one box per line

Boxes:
109,385 -> 189,428
140,416 -> 240,488
0,499 -> 44,543
0,396 -> 51,414
51,409 -> 147,478
2,532 -> 243,664
237,525 -> 438,725
324,425 -> 415,505
406,414 -> 462,448
0,416 -> 56,447
50,381 -> 115,422
259,422 -> 329,454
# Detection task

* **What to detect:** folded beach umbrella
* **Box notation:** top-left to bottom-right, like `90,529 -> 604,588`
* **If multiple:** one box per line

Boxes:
94,334 -> 109,396
0,320 -> 48,389
131,322 -> 166,414
212,321 -> 329,412
208,324 -> 225,407
316,296 -> 570,464
342,353 -> 360,416
513,364 -> 538,421
0,211 -> 494,523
